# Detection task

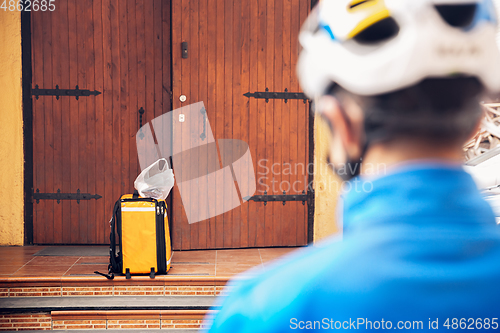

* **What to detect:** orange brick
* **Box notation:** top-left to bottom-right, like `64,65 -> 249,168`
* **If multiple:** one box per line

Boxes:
10,318 -> 40,323
0,324 -> 13,328
65,324 -> 93,329
93,324 -> 106,329
171,291 -> 196,295
175,324 -> 201,328
41,292 -> 60,296
14,292 -> 43,297
63,291 -> 94,296
148,324 -> 160,329
165,286 -> 178,291
179,320 -> 200,324
121,324 -> 148,329
161,324 -> 175,328
107,325 -> 121,329
64,320 -> 91,325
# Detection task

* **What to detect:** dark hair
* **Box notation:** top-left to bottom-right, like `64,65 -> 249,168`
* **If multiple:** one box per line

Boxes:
332,77 -> 484,145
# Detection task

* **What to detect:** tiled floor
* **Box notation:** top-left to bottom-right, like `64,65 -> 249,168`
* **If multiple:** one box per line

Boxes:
0,246 -> 300,278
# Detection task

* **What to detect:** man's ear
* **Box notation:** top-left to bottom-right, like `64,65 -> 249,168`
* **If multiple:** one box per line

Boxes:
318,94 -> 364,159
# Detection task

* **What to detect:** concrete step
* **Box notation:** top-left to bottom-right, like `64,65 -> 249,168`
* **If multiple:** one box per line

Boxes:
0,296 -> 218,314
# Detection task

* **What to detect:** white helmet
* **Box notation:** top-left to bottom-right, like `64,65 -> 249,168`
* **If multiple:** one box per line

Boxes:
297,0 -> 500,98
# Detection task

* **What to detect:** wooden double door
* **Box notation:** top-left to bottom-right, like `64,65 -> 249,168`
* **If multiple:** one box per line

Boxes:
30,0 -> 311,249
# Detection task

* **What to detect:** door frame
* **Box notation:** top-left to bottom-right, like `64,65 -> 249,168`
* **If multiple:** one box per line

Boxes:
22,10 -> 34,245
21,0 -> 316,246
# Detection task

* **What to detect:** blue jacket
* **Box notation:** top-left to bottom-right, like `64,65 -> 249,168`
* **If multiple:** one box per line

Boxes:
206,164 -> 500,332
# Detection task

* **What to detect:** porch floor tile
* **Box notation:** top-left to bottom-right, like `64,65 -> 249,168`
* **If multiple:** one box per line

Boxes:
0,246 -> 301,278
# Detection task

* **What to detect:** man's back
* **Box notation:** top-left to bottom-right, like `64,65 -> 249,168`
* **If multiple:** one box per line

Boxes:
207,165 -> 500,332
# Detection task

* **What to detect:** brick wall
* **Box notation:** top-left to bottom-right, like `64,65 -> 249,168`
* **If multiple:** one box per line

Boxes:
0,285 -> 232,297
0,314 -> 52,331
0,311 -> 216,331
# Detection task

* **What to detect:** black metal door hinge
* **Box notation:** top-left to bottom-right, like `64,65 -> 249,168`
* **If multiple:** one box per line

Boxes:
32,85 -> 102,100
244,190 -> 310,206
244,88 -> 309,103
32,189 -> 102,204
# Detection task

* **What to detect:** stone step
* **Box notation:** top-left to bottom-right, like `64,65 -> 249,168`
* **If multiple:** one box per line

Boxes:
0,296 -> 218,314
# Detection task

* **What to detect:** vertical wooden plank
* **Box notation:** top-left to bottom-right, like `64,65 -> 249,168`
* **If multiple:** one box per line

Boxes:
247,0 -> 259,248
171,0 -> 183,250
289,0 -> 300,246
42,9 -> 55,244
273,0 -> 284,247
94,0 -> 106,244
51,6 -> 63,244
153,0 -> 163,125
32,12 -> 45,244
144,0 -> 155,171
282,0 -> 293,246
198,0 -> 209,249
58,0 -> 72,244
128,0 -> 139,207
68,0 -> 80,243
255,0 -> 267,248
162,0 -> 172,115
223,0 -> 233,248
206,0 -> 217,249
85,0 -> 97,244
189,0 -> 200,250
180,0 -> 191,250
215,0 -> 225,249
264,0 -> 275,247
119,0 -> 130,198
110,0 -> 121,232
161,3 -> 172,153
239,0 -> 250,248
102,0 -> 114,245
135,0 -> 146,186
76,0 -> 88,244
231,0 -> 242,249
161,0 -> 173,231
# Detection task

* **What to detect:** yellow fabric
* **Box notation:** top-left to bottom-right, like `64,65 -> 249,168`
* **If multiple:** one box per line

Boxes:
165,211 -> 172,272
121,200 -> 157,274
347,8 -> 390,38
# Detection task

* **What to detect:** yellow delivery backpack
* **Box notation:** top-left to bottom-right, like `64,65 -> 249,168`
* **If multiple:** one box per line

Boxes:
108,192 -> 172,279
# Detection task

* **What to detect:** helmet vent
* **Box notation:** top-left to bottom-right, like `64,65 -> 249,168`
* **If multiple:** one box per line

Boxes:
435,4 -> 477,28
353,17 -> 399,44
